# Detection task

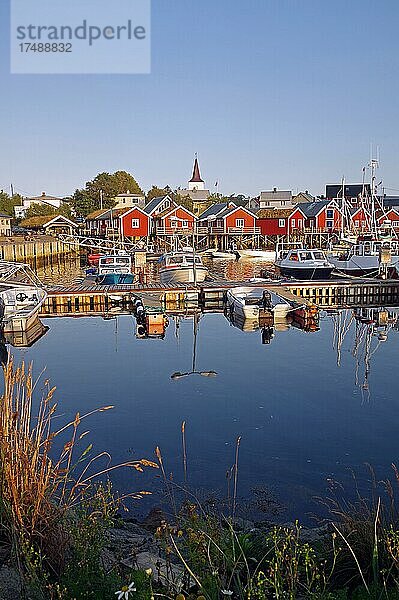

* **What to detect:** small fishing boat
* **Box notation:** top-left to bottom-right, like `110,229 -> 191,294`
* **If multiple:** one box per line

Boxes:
95,254 -> 135,285
328,238 -> 399,277
226,286 -> 296,319
0,261 -> 47,333
238,249 -> 276,261
275,249 -> 334,280
159,250 -> 208,285
210,250 -> 237,260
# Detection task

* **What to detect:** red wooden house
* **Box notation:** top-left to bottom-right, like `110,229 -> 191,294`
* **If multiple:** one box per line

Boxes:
349,207 -> 369,232
288,200 -> 341,232
256,209 -> 291,236
155,205 -> 196,235
223,205 -> 258,234
378,208 -> 399,231
119,206 -> 151,238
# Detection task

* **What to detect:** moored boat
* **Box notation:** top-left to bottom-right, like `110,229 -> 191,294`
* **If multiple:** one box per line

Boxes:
211,250 -> 237,260
0,261 -> 47,333
328,238 -> 399,277
226,286 -> 296,320
275,248 -> 334,280
238,249 -> 276,261
159,251 -> 208,285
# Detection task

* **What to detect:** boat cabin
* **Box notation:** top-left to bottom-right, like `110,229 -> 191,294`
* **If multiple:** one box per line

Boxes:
161,252 -> 203,267
97,254 -> 132,275
282,249 -> 328,262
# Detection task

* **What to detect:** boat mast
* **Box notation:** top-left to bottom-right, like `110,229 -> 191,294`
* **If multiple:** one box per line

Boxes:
340,176 -> 345,238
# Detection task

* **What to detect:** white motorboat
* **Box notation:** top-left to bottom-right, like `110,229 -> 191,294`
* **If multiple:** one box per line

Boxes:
211,250 -> 237,260
328,238 -> 399,277
238,249 -> 276,261
0,261 -> 47,333
276,249 -> 334,280
97,254 -> 133,275
159,250 -> 208,285
226,286 -> 296,320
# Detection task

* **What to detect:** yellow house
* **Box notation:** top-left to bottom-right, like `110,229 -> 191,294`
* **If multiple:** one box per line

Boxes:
0,213 -> 12,236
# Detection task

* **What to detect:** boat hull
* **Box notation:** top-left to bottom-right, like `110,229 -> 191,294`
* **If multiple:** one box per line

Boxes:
238,250 -> 276,261
278,266 -> 333,280
160,266 -> 208,285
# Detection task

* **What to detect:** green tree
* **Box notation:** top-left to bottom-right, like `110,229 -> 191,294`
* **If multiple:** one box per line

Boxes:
72,171 -> 143,216
0,191 -> 22,216
25,202 -> 72,219
146,186 -> 168,202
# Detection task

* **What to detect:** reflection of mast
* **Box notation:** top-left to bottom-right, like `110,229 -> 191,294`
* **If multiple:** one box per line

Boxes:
332,310 -> 354,366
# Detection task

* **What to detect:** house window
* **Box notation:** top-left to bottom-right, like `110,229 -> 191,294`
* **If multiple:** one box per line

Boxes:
393,221 -> 399,227
236,218 -> 245,228
326,209 -> 334,218
281,201 -> 286,206
278,219 -> 285,227
131,219 -> 140,228
291,219 -> 296,227
326,220 -> 333,229
182,220 -> 189,228
170,220 -> 178,228
165,200 -> 170,208
354,220 -> 359,227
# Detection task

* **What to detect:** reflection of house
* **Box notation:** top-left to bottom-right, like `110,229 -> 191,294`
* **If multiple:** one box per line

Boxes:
288,200 -> 341,232
14,192 -> 64,219
20,214 -> 78,234
256,209 -> 291,236
0,213 -> 12,236
179,157 -> 210,214
113,191 -> 145,209
259,188 -> 292,209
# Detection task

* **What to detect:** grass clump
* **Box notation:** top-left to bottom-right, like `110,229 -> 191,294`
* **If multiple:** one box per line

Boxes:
0,358 -> 158,598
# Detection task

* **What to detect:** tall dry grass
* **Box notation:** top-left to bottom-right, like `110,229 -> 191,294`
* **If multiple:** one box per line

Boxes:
0,358 -> 157,577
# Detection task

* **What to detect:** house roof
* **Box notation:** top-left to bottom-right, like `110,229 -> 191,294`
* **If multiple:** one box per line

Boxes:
20,215 -> 57,228
257,209 -> 293,219
293,192 -> 314,202
115,192 -> 144,198
118,206 -> 149,219
180,189 -> 210,201
144,195 -> 173,215
0,212 -> 11,219
27,193 -> 63,201
260,190 -> 292,201
43,215 -> 78,228
199,202 -> 230,219
296,200 -> 332,218
325,184 -> 371,199
156,205 -> 196,220
189,157 -> 204,183
383,196 -> 399,207
86,209 -> 108,220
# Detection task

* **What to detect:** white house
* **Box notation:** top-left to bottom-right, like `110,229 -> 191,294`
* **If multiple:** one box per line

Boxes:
14,192 -> 64,219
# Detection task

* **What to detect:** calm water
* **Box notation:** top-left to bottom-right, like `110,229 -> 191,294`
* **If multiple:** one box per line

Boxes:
3,305 -> 399,521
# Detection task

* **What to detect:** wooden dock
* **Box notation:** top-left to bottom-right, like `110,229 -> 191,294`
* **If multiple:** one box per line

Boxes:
40,278 -> 399,317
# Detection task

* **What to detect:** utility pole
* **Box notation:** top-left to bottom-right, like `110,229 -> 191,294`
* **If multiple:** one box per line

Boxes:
100,189 -> 103,210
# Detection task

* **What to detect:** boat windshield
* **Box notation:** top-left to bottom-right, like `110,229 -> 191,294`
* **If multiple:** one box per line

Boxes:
299,251 -> 313,261
313,251 -> 325,260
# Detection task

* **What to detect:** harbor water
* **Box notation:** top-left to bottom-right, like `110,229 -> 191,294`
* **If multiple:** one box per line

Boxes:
2,298 -> 398,522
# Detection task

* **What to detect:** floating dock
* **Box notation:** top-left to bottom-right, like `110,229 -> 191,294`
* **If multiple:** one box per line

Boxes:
40,278 -> 399,317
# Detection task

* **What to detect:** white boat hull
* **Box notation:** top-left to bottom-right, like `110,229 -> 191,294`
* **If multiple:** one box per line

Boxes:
226,286 -> 294,321
160,266 -> 208,285
238,249 -> 276,261
211,251 -> 236,260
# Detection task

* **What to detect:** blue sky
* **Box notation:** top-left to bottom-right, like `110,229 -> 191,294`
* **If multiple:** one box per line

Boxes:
1,0 -> 399,198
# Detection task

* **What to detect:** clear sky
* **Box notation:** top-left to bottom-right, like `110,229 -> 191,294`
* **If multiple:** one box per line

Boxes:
1,0 -> 398,198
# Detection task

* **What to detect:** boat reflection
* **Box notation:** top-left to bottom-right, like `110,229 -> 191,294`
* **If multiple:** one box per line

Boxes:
0,315 -> 49,365
224,304 -> 319,343
331,306 -> 399,401
170,310 -> 217,380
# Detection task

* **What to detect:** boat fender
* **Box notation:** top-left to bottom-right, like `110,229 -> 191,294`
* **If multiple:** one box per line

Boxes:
16,292 -> 28,302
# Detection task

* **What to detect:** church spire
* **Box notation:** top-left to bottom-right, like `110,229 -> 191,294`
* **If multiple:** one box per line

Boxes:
189,155 -> 204,183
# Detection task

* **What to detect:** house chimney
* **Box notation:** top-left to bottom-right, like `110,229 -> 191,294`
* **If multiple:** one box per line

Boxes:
273,187 -> 277,193
42,192 -> 46,196
305,190 -> 308,194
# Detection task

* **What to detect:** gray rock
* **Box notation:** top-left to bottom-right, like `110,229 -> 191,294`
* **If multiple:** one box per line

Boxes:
0,565 -> 23,600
